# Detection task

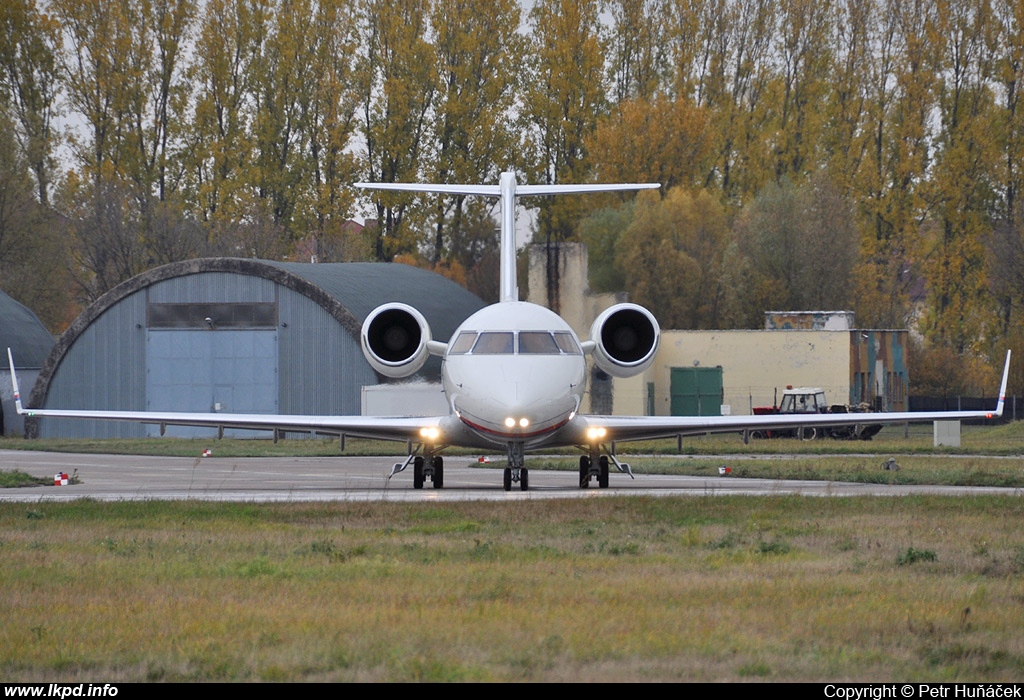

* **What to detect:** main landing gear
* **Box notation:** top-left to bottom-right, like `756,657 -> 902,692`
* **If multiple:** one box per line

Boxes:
503,441 -> 529,491
578,455 -> 609,488
391,452 -> 444,489
579,446 -> 633,488
412,455 -> 444,489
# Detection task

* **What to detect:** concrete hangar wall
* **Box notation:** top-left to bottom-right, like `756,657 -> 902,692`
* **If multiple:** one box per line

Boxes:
28,258 -> 485,438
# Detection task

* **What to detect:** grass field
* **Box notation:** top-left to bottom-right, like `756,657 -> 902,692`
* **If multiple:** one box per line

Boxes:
2,497 -> 1024,681
1,421 -> 1022,681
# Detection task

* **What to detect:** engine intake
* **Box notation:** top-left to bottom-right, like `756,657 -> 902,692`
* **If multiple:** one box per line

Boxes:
589,303 -> 660,378
361,303 -> 432,378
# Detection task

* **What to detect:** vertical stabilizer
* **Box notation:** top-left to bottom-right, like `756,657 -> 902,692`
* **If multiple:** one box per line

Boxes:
354,172 -> 659,305
498,172 -> 519,302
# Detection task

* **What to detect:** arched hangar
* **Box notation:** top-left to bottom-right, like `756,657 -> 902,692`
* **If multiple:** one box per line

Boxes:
0,289 -> 55,436
27,258 -> 485,438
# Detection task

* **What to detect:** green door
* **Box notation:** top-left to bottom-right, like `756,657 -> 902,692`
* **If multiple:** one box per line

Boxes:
670,366 -> 723,416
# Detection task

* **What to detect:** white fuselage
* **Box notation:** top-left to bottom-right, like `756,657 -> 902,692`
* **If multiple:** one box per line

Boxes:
441,301 -> 587,449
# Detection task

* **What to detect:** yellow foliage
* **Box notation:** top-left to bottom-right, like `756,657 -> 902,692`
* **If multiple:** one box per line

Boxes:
392,253 -> 468,288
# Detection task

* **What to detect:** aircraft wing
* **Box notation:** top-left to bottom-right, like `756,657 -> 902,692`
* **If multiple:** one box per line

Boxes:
579,350 -> 1011,443
7,350 -> 443,443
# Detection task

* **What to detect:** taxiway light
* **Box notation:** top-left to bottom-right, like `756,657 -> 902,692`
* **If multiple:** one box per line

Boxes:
504,417 -> 516,428
419,427 -> 440,441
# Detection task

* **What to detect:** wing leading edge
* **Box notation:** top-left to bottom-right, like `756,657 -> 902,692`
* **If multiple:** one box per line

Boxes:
7,349 -> 445,443
579,349 -> 1012,443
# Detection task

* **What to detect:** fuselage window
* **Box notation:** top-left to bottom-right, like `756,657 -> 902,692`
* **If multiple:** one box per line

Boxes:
449,331 -> 477,354
519,331 -> 561,354
472,331 -> 515,354
553,331 -> 582,355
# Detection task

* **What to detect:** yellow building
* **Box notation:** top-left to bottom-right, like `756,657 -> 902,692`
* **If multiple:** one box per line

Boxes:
526,242 -> 908,418
642,329 -> 907,417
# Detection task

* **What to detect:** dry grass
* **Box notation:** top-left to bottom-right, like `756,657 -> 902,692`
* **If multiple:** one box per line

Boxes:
3,497 -> 1024,681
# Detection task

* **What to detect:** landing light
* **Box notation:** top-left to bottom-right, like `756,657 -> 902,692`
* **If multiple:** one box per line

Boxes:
504,417 -> 516,428
419,426 -> 440,441
587,427 -> 607,441
519,417 -> 530,428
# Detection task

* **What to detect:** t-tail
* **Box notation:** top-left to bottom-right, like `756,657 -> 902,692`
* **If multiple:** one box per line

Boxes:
354,171 -> 659,302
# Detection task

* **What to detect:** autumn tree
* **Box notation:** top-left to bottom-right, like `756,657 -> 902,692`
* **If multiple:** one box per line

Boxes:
605,0 -> 669,103
249,0 -> 316,232
729,175 -> 859,326
682,0 -> 777,200
772,0 -> 833,180
579,201 -> 634,294
852,0 -> 942,329
586,95 -> 712,192
427,0 -> 523,264
446,201 -> 501,302
0,111 -> 70,330
616,188 -> 729,328
186,0 -> 269,227
918,0 -> 999,354
357,0 -> 435,261
52,0 -> 199,296
0,0 -> 60,206
300,0 -> 361,262
822,0 -> 872,193
523,0 -> 606,241
522,0 -> 606,313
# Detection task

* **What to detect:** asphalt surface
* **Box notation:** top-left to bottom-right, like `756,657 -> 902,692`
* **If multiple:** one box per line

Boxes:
0,449 -> 1021,502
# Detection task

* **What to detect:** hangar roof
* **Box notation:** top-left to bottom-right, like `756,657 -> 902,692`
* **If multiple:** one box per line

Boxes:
265,260 -> 483,343
34,258 -> 485,399
0,289 -> 54,368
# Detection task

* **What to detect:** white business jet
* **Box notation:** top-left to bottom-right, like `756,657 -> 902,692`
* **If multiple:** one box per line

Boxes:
7,172 -> 1012,491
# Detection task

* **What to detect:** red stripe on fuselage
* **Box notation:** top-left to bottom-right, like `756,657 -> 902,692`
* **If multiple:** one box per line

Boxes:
459,414 -> 570,440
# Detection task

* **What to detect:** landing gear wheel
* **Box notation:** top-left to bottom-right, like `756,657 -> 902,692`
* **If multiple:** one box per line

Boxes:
598,455 -> 609,488
432,456 -> 444,489
520,468 -> 529,491
579,456 -> 591,488
503,467 -> 512,491
413,456 -> 425,489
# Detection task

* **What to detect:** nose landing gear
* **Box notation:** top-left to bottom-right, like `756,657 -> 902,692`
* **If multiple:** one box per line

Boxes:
503,441 -> 529,491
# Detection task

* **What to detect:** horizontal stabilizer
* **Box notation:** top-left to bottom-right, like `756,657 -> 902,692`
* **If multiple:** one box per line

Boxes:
354,182 -> 501,197
354,180 -> 660,198
516,183 -> 660,196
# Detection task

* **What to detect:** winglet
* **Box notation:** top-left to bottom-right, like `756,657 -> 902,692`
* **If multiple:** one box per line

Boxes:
7,348 -> 25,415
992,349 -> 1011,418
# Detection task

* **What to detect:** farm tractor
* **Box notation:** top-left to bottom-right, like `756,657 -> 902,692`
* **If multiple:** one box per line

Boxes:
750,386 -> 883,440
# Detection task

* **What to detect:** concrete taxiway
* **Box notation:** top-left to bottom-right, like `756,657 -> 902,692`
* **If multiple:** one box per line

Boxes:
0,449 -> 1020,502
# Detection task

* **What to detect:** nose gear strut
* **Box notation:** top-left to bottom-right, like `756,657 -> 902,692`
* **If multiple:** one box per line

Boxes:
503,441 -> 529,491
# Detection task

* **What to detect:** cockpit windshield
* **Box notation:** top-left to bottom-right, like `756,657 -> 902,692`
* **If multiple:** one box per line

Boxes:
519,331 -> 560,354
449,331 -> 476,354
472,332 -> 515,354
448,330 -> 583,356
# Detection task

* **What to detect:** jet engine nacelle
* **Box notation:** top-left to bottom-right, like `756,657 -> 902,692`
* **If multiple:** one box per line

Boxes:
361,303 -> 433,378
588,303 -> 661,378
